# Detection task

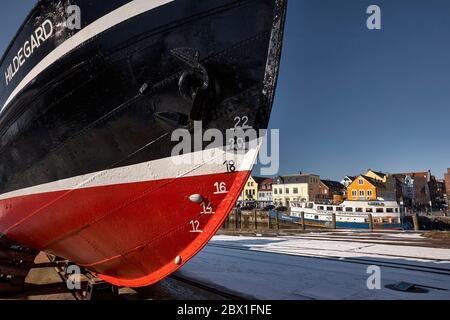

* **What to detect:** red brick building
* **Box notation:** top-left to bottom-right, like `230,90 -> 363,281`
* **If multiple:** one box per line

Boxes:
318,180 -> 345,201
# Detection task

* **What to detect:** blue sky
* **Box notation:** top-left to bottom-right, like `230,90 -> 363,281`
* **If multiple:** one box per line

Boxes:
267,0 -> 450,180
1,1 -> 449,180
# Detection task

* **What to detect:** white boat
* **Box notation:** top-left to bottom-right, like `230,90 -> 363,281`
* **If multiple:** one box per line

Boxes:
289,200 -> 403,229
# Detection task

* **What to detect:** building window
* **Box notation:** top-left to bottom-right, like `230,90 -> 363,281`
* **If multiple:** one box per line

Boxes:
367,190 -> 373,197
359,179 -> 364,185
352,190 -> 357,197
286,188 -> 290,194
346,207 -> 353,212
274,189 -> 278,195
376,208 -> 384,213
293,188 -> 299,194
359,190 -> 365,197
318,206 -> 324,210
336,207 -> 343,212
279,188 -> 282,194
327,207 -> 333,211
366,208 -> 373,213
386,208 -> 394,213
356,208 -> 363,213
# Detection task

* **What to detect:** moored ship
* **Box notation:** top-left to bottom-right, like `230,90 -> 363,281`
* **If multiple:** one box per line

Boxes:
288,200 -> 403,230
0,0 -> 287,287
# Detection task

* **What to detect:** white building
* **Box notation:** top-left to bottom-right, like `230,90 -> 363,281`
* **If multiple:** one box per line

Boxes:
341,176 -> 356,188
272,173 -> 321,207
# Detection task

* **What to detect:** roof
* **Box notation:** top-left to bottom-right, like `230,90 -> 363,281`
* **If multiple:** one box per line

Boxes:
360,175 -> 386,189
321,180 -> 345,190
395,172 -> 429,179
343,176 -> 357,181
368,170 -> 387,179
273,174 -> 319,185
252,176 -> 268,184
258,178 -> 273,191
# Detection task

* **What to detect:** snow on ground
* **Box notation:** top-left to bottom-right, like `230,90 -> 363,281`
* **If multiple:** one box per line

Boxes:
178,232 -> 450,300
211,234 -> 450,262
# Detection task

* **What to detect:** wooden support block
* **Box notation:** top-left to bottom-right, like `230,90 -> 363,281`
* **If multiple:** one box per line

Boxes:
85,278 -> 120,300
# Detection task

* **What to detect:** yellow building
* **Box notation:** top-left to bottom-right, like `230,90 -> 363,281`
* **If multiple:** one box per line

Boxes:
347,175 -> 396,201
239,176 -> 266,202
347,176 -> 378,201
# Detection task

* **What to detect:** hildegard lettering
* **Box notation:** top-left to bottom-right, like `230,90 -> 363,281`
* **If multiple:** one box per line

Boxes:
4,19 -> 53,86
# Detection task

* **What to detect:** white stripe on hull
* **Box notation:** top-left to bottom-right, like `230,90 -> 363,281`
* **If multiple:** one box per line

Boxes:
0,145 -> 260,201
2,0 -> 174,113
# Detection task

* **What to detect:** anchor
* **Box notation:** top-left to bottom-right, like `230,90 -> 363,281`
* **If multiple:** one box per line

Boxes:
171,47 -> 216,121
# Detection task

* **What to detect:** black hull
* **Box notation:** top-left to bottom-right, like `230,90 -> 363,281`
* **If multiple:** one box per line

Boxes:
0,0 -> 286,195
0,0 -> 287,286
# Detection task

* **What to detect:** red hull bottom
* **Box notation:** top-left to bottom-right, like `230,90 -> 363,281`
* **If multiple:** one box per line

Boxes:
0,170 -> 250,287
